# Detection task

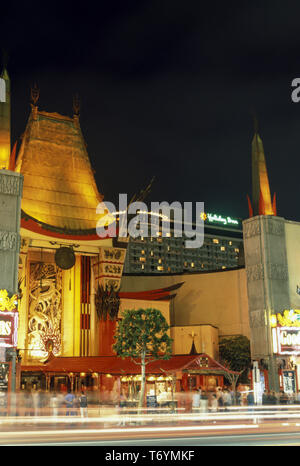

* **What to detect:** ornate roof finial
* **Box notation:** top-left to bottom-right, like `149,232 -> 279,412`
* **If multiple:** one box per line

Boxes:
30,83 -> 40,106
73,93 -> 80,117
1,49 -> 9,76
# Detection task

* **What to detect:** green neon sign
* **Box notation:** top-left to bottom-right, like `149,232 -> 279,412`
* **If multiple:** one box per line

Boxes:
205,212 -> 240,227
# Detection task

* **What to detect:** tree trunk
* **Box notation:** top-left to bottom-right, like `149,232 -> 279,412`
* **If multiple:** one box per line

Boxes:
139,351 -> 146,408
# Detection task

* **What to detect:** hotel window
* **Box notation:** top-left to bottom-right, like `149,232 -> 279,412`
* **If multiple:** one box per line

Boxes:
229,241 -> 232,246
234,248 -> 239,253
140,257 -> 146,262
213,239 -> 219,244
191,262 -> 195,268
158,258 -> 162,264
220,246 -> 225,251
157,266 -> 164,271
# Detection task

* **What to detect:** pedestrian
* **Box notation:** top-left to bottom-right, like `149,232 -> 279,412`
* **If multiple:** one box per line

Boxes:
210,394 -> 218,412
247,391 -> 254,407
199,391 -> 208,413
79,391 -> 88,418
279,390 -> 289,405
32,389 -> 40,417
223,389 -> 232,410
192,389 -> 201,411
65,390 -> 76,416
216,387 -> 224,408
117,391 -> 127,426
50,392 -> 59,418
24,390 -> 33,416
262,390 -> 269,405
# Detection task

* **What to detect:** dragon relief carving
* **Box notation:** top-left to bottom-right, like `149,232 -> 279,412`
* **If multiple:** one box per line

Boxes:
28,263 -> 62,360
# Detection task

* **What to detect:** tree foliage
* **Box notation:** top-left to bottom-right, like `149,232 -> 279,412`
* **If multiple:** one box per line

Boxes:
113,308 -> 173,407
219,335 -> 251,383
113,308 -> 172,362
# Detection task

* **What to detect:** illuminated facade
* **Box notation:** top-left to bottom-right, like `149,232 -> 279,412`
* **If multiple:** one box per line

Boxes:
8,90 -> 128,377
243,125 -> 300,394
3,72 -> 298,398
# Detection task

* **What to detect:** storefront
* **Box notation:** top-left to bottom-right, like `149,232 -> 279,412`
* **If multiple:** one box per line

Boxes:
20,353 -> 239,407
271,309 -> 300,395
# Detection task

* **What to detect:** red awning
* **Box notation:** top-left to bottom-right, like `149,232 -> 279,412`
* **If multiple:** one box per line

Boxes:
119,282 -> 184,301
21,353 -> 238,376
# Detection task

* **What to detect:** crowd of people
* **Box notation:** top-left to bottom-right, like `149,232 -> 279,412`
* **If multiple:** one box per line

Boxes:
17,389 -> 89,417
176,386 -> 300,412
2,385 -> 300,417
176,387 -> 240,412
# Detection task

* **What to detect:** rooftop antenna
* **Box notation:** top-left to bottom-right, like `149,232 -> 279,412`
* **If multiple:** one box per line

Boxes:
73,93 -> 80,116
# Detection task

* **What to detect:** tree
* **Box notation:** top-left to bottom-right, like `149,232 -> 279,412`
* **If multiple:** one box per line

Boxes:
113,308 -> 173,408
219,335 -> 251,385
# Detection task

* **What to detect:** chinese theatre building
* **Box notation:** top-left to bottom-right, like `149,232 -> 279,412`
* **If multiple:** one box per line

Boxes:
10,87 -> 127,388
1,77 -> 248,397
7,70 -> 293,400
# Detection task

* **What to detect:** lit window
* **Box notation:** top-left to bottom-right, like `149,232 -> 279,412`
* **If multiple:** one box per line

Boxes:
222,266 -> 226,269
158,258 -> 162,264
140,257 -> 146,262
141,250 -> 145,254
141,264 -> 145,270
229,241 -> 232,246
150,251 -> 154,256
235,248 -> 239,253
213,239 -> 219,244
157,266 -> 164,271
220,246 -> 225,251
191,262 -> 195,268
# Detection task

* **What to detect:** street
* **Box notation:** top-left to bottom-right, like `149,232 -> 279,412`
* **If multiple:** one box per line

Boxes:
1,406 -> 300,446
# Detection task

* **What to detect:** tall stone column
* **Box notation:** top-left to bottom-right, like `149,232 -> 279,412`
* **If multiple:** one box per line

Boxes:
243,215 -> 290,392
0,170 -> 23,294
0,170 -> 23,404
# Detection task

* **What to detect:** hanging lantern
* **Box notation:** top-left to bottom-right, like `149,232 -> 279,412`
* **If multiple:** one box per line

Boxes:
55,247 -> 75,270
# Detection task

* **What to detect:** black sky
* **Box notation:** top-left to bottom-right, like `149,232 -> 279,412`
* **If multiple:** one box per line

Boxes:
1,1 -> 300,221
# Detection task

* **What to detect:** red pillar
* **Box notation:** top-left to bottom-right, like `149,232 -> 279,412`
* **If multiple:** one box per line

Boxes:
98,318 -> 117,356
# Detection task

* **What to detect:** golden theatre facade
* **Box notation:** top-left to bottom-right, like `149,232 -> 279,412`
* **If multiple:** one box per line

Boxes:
11,88 -> 127,372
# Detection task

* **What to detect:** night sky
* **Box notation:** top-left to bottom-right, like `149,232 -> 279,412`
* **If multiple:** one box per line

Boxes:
1,1 -> 300,222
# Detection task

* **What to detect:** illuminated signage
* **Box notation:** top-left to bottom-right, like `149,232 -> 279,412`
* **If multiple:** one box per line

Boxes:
275,327 -> 300,355
271,310 -> 300,328
0,78 -> 5,103
0,290 -> 18,348
0,312 -> 18,347
200,212 -> 240,227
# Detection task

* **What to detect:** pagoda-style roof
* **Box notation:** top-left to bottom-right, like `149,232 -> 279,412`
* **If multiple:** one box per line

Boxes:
15,107 -> 105,232
21,353 -> 239,377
